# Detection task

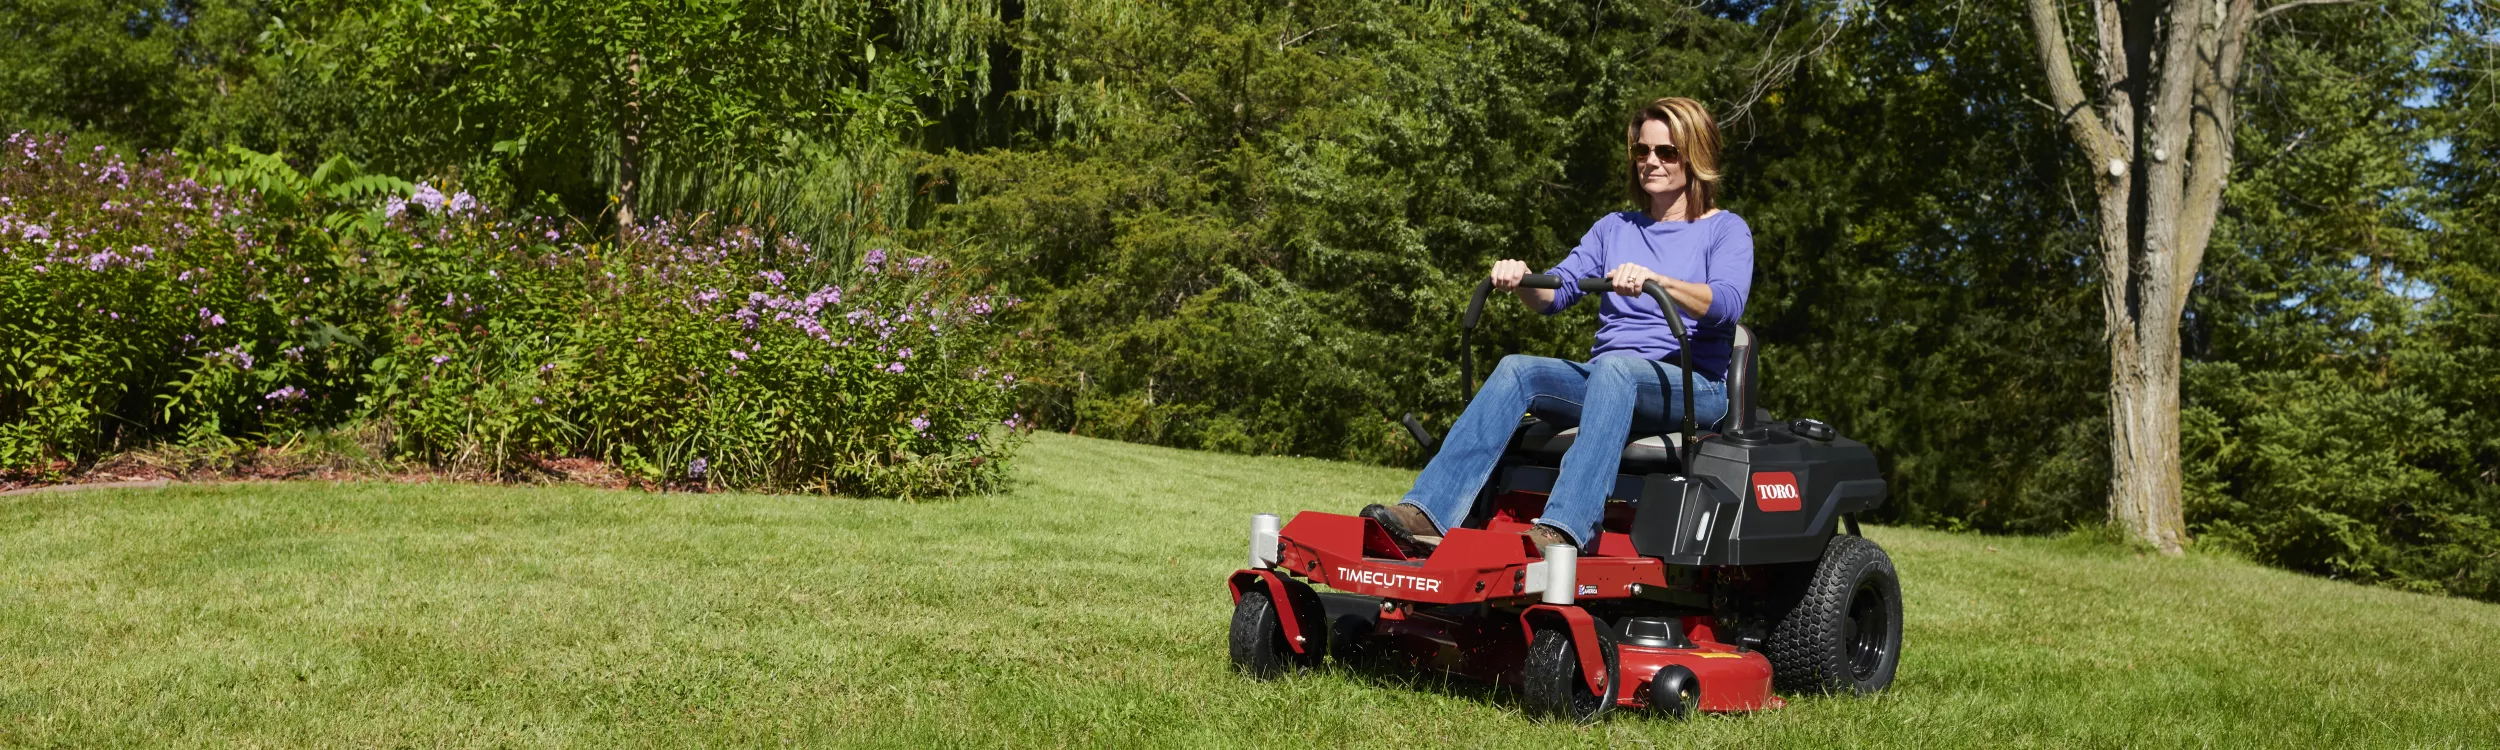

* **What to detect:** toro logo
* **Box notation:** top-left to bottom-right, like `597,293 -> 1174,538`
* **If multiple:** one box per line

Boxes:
1753,471 -> 1803,512
1335,567 -> 1443,594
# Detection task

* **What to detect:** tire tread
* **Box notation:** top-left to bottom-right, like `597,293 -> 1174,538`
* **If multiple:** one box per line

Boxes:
1764,534 -> 1901,694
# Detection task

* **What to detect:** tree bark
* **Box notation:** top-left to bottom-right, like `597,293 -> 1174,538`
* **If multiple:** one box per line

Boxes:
2021,0 -> 2345,553
618,49 -> 646,229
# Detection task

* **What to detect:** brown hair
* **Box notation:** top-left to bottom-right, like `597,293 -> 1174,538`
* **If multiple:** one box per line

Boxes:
1623,97 -> 1725,217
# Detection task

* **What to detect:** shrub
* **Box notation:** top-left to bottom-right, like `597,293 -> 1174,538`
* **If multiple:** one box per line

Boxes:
0,136 -> 365,465
364,205 -> 1030,494
0,133 -> 1029,495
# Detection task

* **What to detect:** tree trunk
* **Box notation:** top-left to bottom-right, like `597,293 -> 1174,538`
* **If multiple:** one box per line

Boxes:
2109,316 -> 2188,551
2023,0 -> 2340,553
617,49 -> 646,229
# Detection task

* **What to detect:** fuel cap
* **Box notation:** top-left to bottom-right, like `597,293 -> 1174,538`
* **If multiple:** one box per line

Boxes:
1791,418 -> 1836,441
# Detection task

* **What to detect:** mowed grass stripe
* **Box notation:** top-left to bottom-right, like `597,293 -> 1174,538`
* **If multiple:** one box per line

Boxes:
1,432 -> 2494,747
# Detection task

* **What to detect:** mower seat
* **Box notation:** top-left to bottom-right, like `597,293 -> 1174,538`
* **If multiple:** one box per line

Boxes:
1520,426 -> 1683,475
1502,325 -> 1763,478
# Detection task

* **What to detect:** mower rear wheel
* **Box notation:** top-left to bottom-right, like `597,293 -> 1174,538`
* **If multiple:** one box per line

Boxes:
1765,534 -> 1903,695
1521,628 -> 1611,723
1229,591 -> 1318,679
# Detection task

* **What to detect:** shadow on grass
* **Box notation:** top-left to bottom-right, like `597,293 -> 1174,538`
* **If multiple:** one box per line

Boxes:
1329,662 -> 1515,708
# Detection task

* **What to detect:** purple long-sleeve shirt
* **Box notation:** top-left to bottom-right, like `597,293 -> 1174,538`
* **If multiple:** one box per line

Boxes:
1542,210 -> 1755,379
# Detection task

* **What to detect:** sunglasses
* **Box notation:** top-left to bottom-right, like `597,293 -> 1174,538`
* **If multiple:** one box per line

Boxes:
1628,143 -> 1682,163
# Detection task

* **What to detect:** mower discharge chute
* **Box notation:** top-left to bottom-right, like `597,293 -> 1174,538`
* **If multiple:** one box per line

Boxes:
1226,274 -> 1903,723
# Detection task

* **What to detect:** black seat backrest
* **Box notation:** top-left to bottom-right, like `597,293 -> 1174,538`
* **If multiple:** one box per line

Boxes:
1717,324 -> 1761,433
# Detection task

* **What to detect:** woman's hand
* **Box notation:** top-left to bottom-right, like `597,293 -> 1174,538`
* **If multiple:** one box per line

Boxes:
1607,263 -> 1665,297
1489,259 -> 1532,290
1608,262 -> 1712,317
1492,259 -> 1554,312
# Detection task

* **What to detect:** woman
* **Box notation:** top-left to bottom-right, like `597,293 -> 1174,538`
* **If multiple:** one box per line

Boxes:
1364,96 -> 1753,556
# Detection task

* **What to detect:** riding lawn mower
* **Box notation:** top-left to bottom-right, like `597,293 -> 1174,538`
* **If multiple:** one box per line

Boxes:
1225,274 -> 1903,723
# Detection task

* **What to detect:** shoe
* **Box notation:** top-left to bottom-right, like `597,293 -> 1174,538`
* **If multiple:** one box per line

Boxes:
1361,503 -> 1438,557
1524,524 -> 1578,555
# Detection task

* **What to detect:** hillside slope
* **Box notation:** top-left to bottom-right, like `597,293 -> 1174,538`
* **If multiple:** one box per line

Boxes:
2,432 -> 2494,747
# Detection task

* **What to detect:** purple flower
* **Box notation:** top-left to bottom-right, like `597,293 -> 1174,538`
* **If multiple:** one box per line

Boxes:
447,191 -> 477,214
264,386 -> 307,402
20,223 -> 47,240
886,362 -> 906,374
385,196 -> 407,219
430,355 -> 450,366
898,348 -> 913,360
730,350 -> 748,361
910,416 -> 930,433
688,457 -> 709,478
759,270 -> 785,287
412,184 -> 446,211
864,249 -> 886,265
907,256 -> 931,273
965,433 -> 981,442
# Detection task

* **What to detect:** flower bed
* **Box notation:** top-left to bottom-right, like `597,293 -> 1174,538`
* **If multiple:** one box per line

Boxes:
0,133 -> 1028,495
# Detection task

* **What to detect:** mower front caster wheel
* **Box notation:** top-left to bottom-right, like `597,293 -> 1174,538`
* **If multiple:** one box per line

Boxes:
1229,591 -> 1319,679
1647,665 -> 1699,720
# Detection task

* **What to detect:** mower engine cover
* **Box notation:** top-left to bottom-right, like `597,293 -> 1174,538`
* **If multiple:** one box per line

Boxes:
1629,419 -> 1885,566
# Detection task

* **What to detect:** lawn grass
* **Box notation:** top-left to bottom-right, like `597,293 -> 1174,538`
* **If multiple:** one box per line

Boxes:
3,432 -> 2497,747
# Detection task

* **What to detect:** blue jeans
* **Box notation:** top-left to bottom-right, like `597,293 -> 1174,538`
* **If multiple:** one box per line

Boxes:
1400,354 -> 1728,548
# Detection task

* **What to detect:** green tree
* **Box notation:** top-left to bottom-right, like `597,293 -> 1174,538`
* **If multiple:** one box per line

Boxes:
925,0 -> 1788,460
324,0 -> 994,227
2019,0 -> 2415,552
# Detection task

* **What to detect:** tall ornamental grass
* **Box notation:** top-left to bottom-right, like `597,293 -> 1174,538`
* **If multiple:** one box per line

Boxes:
1,133 -> 1029,495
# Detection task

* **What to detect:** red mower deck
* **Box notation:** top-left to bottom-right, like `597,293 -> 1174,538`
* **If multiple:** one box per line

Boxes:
1231,511 -> 1782,714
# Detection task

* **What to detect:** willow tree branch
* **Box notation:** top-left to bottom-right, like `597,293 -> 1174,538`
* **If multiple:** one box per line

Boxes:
2254,0 -> 2357,23
2023,0 -> 2126,166
2173,0 -> 2259,309
2092,0 -> 2129,115
1277,24 -> 1338,52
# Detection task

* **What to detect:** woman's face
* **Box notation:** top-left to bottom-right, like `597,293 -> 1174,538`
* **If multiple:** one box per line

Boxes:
1631,119 -> 1686,199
